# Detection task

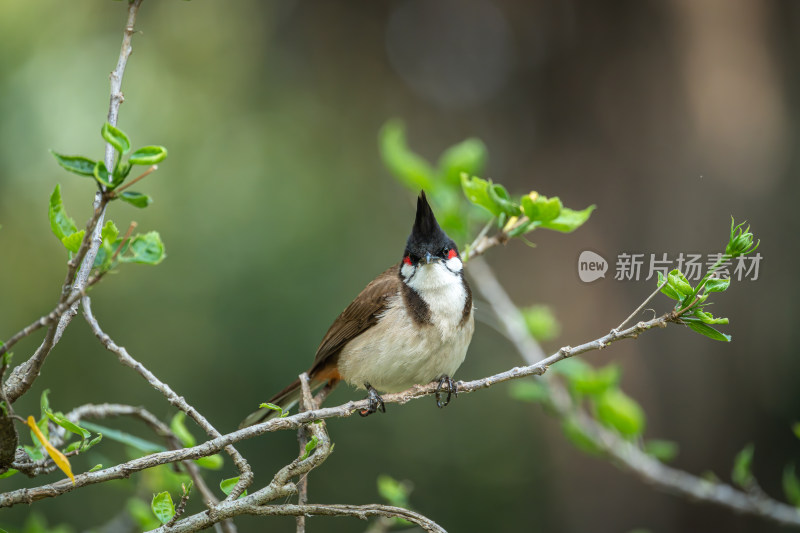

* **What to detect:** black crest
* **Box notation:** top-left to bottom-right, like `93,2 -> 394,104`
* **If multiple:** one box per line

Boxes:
406,191 -> 453,257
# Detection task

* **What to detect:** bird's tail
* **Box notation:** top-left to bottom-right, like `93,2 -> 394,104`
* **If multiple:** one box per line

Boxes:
238,378 -> 302,429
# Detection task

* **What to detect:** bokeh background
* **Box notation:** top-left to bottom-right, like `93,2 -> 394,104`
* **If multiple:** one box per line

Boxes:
1,1 -> 799,532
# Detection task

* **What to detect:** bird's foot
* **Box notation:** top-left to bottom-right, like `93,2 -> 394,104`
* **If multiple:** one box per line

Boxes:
359,383 -> 385,417
435,375 -> 458,408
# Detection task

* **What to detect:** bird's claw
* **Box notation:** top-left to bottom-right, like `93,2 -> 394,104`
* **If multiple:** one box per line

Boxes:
435,375 -> 458,408
359,383 -> 385,417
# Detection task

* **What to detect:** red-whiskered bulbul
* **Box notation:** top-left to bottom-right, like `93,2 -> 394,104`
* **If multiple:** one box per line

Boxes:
240,191 -> 474,427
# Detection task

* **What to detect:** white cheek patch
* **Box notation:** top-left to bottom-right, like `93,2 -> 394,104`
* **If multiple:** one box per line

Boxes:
444,256 -> 463,273
400,262 -> 416,280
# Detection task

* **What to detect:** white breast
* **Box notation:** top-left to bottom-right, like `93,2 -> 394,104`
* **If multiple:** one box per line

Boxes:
337,263 -> 474,393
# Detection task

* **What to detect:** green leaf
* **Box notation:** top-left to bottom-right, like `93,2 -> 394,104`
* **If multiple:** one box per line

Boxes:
129,146 -> 168,165
301,435 -> 319,460
506,220 -> 538,237
23,445 -> 44,462
685,320 -> 731,342
726,217 -> 760,257
521,305 -> 561,342
81,433 -> 103,453
561,416 -> 603,456
114,161 -> 131,185
520,193 -> 562,222
219,476 -> 247,498
539,205 -> 596,233
378,120 -> 435,191
101,220 -> 119,244
119,191 -> 153,208
486,183 -> 521,216
95,221 -> 121,269
219,477 -> 237,495
0,468 -> 18,479
88,464 -> 103,473
437,138 -> 487,186
50,151 -> 96,177
667,269 -> 693,298
570,364 -> 620,396
151,491 -> 175,525
461,174 -> 498,215
118,231 -> 165,265
102,122 -> 131,155
80,421 -> 166,454
45,410 -> 91,441
691,310 -> 729,325
732,443 -> 754,488
65,432 -> 102,453
793,422 -> 800,441
169,412 -> 196,447
60,230 -> 85,254
93,161 -> 114,188
194,454 -> 224,470
377,475 -> 410,508
258,402 -> 284,415
508,380 -> 550,404
657,271 -> 682,300
48,185 -> 78,242
40,389 -> 51,418
704,278 -> 730,293
551,357 -> 593,380
595,389 -> 646,437
644,439 -> 679,462
783,464 -> 800,507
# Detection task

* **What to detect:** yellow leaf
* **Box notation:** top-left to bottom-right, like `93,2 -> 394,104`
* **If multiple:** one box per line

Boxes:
27,415 -> 75,484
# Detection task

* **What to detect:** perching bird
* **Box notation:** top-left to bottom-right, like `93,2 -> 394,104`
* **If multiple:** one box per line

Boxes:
240,191 -> 474,427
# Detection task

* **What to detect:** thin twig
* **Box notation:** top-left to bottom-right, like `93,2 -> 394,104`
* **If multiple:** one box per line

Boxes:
615,277 -> 669,332
111,221 -> 137,263
113,165 -> 158,194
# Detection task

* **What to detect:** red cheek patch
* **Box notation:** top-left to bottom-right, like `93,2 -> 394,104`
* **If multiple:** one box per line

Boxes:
447,249 -> 457,260
403,256 -> 413,266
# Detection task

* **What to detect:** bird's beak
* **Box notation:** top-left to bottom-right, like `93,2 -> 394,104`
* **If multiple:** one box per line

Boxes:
424,252 -> 441,264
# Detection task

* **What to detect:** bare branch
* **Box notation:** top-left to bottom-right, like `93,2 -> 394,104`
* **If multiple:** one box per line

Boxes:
216,504 -> 446,533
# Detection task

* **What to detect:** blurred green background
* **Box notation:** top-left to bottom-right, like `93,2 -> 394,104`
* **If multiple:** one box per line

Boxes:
1,1 -> 799,532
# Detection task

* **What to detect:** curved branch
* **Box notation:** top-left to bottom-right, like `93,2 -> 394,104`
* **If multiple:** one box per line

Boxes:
81,296 -> 253,500
229,504 -> 446,533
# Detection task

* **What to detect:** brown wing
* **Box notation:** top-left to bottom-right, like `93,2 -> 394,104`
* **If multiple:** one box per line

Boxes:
309,264 -> 400,376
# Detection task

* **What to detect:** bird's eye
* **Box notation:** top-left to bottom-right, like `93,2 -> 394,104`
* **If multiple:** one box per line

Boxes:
446,249 -> 457,260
